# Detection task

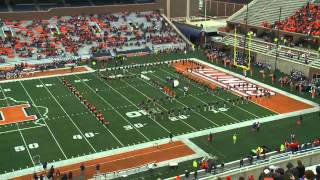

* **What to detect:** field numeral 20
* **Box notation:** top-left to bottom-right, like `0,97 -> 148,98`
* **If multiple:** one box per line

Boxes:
73,132 -> 95,140
123,123 -> 145,131
14,143 -> 39,152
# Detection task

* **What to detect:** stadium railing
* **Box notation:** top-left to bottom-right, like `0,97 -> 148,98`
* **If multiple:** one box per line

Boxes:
165,146 -> 320,180
91,161 -> 156,180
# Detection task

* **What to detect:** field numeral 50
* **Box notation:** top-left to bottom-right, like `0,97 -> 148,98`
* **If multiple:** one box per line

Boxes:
14,143 -> 39,152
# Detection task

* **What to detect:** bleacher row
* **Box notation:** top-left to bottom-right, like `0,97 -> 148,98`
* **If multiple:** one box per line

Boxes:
217,32 -> 320,68
228,0 -> 310,27
0,0 -> 155,12
0,11 -> 186,66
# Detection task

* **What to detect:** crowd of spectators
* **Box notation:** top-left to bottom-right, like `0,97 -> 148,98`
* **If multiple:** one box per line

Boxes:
254,161 -> 320,180
0,58 -> 79,80
0,11 -> 186,64
262,2 -> 320,36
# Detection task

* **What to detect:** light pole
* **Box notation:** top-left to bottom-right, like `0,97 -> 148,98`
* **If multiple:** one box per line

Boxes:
274,7 -> 282,72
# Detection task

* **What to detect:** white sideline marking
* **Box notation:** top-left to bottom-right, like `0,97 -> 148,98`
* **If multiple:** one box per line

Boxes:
0,125 -> 44,135
0,59 -> 318,179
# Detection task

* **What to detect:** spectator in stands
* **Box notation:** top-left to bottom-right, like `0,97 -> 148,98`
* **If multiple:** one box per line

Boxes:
296,160 -> 305,179
284,172 -> 295,180
316,166 -> 320,180
285,162 -> 299,178
304,170 -> 315,180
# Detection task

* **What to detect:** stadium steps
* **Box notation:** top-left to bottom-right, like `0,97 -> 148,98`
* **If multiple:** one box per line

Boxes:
249,0 -> 309,26
161,14 -> 194,48
229,0 -> 310,27
228,0 -> 272,24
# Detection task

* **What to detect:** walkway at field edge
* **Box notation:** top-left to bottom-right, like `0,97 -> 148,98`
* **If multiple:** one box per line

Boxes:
11,141 -> 195,180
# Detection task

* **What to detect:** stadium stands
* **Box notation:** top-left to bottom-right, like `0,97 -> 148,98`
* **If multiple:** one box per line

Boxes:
268,2 -> 320,36
0,11 -> 186,66
0,0 -> 157,12
228,0 -> 311,27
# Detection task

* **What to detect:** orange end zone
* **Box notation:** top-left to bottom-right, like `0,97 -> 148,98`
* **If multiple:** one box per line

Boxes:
251,94 -> 313,114
12,141 -> 195,180
174,62 -> 313,114
0,66 -> 89,82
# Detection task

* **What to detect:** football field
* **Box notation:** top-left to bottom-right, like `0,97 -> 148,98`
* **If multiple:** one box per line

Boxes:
0,61 -> 280,174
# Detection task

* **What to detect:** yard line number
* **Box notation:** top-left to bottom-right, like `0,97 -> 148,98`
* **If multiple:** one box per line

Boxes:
123,123 -> 146,131
74,79 -> 89,83
14,143 -> 39,152
36,84 -> 53,88
72,132 -> 97,140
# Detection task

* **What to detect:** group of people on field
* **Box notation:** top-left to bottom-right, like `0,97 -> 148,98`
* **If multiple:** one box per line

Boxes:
61,77 -> 109,126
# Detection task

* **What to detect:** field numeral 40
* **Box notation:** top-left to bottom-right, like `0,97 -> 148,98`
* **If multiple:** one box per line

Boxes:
14,143 -> 39,152
123,123 -> 145,131
73,132 -> 95,140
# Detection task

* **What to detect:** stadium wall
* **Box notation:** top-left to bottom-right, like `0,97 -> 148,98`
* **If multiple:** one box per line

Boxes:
255,52 -> 313,77
0,0 -> 198,20
204,0 -> 244,17
229,45 -> 319,78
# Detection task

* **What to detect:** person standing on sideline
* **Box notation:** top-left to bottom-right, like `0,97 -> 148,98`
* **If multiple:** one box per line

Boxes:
208,132 -> 213,143
169,132 -> 173,143
233,133 -> 237,144
192,160 -> 198,170
257,122 -> 260,132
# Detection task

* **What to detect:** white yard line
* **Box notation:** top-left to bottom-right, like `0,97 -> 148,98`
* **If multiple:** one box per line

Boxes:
0,85 -> 35,166
190,94 -> 241,123
56,77 -> 125,147
3,106 -> 318,180
17,123 -> 36,166
38,79 -> 97,153
72,74 -> 150,142
131,74 -> 200,130
19,81 -> 68,159
147,73 -> 221,127
0,125 -> 45,135
160,68 -> 261,118
95,75 -> 171,134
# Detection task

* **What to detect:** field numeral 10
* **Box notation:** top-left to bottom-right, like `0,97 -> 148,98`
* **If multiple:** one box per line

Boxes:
14,143 -> 39,152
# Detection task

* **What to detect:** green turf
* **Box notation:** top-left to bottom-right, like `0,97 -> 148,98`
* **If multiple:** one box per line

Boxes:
0,50 -> 317,177
0,63 -> 274,174
121,112 -> 320,180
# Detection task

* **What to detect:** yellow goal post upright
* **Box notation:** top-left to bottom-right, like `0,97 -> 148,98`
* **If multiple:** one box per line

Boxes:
233,28 -> 253,71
